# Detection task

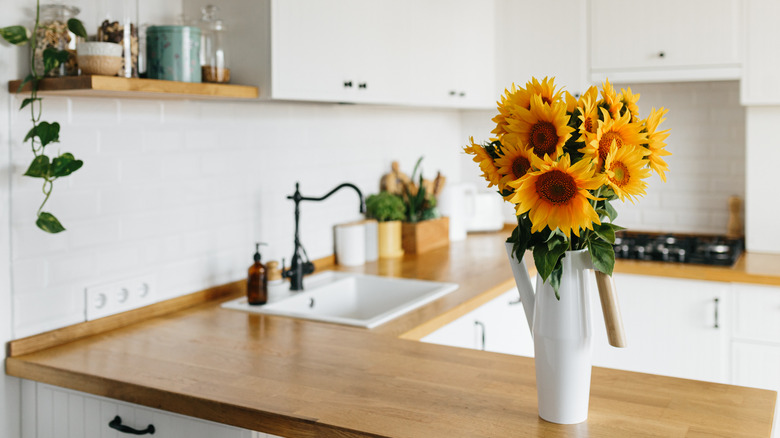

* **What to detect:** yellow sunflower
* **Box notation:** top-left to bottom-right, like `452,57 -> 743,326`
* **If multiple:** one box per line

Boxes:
580,108 -> 646,171
644,107 -> 671,181
565,91 -> 579,113
508,154 -> 603,237
604,145 -> 651,203
463,137 -> 501,188
577,95 -> 600,141
600,78 -> 622,117
619,87 -> 641,122
494,140 -> 536,196
506,94 -> 572,160
578,85 -> 599,108
492,77 -> 563,138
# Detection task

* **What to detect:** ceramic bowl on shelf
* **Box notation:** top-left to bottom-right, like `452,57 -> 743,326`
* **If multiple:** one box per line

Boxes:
77,42 -> 123,76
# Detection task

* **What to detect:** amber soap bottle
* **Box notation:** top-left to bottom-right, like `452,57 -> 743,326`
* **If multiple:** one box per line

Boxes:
247,243 -> 268,305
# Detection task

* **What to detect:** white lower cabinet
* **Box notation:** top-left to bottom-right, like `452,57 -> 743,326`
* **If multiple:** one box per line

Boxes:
421,288 -> 534,357
590,274 -> 731,384
22,381 -> 280,438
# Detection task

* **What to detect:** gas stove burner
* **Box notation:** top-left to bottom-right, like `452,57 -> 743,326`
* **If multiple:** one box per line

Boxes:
613,232 -> 743,266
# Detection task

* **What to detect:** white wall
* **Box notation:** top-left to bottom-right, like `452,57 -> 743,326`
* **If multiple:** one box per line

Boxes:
745,106 -> 780,253
460,81 -> 746,236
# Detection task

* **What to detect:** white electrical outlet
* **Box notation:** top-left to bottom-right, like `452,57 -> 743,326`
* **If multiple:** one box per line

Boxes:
85,274 -> 158,321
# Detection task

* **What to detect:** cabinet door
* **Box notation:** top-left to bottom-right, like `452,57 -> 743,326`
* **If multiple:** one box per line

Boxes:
31,383 -> 262,438
494,0 -> 587,97
731,342 -> 780,438
590,274 -> 731,384
590,0 -> 741,73
421,288 -> 534,357
742,0 -> 780,103
271,0 -> 355,102
406,0 -> 495,108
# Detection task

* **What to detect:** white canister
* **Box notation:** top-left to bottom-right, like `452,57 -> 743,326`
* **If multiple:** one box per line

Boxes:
437,182 -> 476,241
335,222 -> 366,267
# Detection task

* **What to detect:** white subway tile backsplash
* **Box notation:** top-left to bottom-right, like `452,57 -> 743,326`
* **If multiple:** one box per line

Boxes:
46,252 -> 97,285
70,98 -> 120,126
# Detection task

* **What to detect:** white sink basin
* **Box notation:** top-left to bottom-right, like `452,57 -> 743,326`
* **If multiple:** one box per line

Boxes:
221,271 -> 459,328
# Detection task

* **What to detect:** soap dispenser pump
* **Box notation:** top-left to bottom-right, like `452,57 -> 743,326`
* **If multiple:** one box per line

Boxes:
247,243 -> 268,305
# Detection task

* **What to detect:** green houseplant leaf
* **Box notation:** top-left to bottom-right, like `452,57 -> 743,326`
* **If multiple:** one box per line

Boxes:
0,25 -> 29,45
36,212 -> 65,233
67,18 -> 87,39
51,153 -> 83,177
24,155 -> 50,178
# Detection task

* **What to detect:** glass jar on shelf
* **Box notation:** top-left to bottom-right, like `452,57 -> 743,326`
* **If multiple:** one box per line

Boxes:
199,5 -> 230,83
97,0 -> 139,78
34,3 -> 81,77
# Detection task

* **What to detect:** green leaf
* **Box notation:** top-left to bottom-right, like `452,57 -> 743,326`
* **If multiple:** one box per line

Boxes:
20,97 -> 40,110
602,201 -> 618,221
67,18 -> 87,39
42,48 -> 70,74
593,223 -> 617,244
18,74 -> 34,92
24,155 -> 50,178
36,212 -> 65,233
550,264 -> 563,300
0,25 -> 29,45
35,121 -> 60,147
51,153 -> 83,177
533,236 -> 567,282
588,239 -> 615,276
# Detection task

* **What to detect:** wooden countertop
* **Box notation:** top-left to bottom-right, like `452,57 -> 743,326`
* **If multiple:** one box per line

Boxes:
5,232 -> 778,437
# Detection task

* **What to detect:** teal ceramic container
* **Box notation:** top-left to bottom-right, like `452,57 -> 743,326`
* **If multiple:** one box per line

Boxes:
146,25 -> 201,82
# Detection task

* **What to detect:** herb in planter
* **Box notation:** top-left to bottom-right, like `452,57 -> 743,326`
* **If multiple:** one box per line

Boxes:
365,191 -> 405,222
1,1 -> 87,233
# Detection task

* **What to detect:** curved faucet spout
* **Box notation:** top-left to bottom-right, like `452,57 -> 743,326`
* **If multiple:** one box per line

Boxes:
290,182 -> 365,213
283,182 -> 365,291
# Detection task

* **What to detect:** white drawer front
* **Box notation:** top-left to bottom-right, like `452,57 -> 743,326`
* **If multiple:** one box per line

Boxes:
31,383 -> 264,438
733,283 -> 780,343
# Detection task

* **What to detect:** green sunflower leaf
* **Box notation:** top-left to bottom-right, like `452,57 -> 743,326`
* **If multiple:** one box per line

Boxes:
534,236 -> 567,282
550,263 -> 563,300
36,212 -> 65,233
588,238 -> 615,276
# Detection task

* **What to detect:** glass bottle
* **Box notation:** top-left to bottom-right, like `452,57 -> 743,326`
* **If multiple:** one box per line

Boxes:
35,3 -> 81,77
199,5 -> 230,83
97,0 -> 139,78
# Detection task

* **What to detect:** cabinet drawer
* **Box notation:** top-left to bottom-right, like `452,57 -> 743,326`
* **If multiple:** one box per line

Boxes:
29,383 -> 267,438
733,283 -> 780,343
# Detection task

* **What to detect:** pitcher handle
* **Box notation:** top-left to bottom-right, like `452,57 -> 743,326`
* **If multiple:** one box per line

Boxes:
595,271 -> 627,348
505,242 -> 535,337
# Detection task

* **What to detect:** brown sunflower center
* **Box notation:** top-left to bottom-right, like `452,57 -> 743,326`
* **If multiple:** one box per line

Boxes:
598,131 -> 623,161
610,162 -> 630,187
511,155 -> 531,179
536,170 -> 577,205
583,116 -> 595,134
529,121 -> 558,158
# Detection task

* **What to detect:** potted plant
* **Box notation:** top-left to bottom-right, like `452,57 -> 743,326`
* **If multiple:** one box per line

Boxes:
391,157 -> 449,254
365,191 -> 405,259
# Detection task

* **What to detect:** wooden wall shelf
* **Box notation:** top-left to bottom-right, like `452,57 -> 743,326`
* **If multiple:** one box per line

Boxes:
7,75 -> 259,100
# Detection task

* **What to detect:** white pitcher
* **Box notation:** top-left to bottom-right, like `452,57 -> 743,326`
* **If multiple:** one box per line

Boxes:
505,242 -> 595,424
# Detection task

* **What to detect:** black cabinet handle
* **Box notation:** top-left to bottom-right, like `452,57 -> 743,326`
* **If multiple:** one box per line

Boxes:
474,320 -> 486,351
343,80 -> 353,88
658,51 -> 665,58
108,416 -> 155,435
713,298 -> 720,329
358,82 -> 367,89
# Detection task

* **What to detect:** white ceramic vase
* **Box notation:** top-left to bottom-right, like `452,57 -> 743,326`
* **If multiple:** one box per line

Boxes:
505,242 -> 594,424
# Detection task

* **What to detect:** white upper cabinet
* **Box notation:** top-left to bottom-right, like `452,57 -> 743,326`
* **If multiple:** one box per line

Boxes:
494,0 -> 587,97
183,0 -> 495,108
589,0 -> 742,83
741,0 -> 780,104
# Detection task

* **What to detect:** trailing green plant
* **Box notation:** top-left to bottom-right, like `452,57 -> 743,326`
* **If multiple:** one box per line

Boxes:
365,191 -> 405,222
1,1 -> 87,233
403,156 -> 438,223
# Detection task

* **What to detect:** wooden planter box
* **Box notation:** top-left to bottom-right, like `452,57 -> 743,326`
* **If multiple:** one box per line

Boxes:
402,216 -> 449,254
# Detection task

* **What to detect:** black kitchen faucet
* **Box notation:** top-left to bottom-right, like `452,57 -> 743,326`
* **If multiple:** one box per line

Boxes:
283,182 -> 365,290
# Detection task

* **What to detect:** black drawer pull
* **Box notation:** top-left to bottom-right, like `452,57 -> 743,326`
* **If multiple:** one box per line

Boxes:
109,416 -> 156,435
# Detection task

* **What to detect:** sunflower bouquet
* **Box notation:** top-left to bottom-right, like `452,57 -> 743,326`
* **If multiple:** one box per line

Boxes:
465,77 -> 669,296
